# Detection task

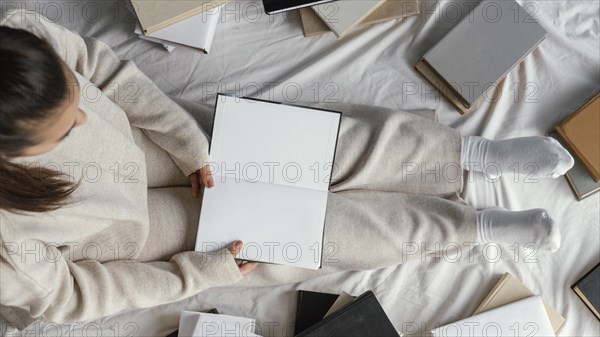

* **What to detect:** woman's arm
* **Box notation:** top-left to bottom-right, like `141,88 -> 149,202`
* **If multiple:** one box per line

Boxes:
0,237 -> 242,329
1,10 -> 210,177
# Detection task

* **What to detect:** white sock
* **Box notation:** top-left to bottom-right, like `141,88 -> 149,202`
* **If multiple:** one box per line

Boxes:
476,207 -> 561,252
461,136 -> 574,179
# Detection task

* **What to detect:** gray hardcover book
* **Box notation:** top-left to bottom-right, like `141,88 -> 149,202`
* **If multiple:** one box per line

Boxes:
550,133 -> 600,200
423,0 -> 547,107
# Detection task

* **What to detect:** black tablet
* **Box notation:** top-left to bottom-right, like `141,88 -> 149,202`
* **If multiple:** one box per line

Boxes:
262,0 -> 337,15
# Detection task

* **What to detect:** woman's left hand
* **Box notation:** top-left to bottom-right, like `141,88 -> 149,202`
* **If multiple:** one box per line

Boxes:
189,164 -> 215,199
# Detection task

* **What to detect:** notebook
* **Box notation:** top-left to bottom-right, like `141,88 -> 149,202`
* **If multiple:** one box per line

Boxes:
295,290 -> 401,337
549,133 -> 600,200
178,311 -> 258,337
555,93 -> 600,182
417,0 -> 547,114
195,94 -> 341,269
133,5 -> 221,53
433,296 -> 555,337
166,309 -> 219,337
473,273 -> 565,333
299,0 -> 419,37
294,290 -> 342,335
130,0 -> 228,34
262,0 -> 335,15
312,0 -> 386,38
572,262 -> 600,320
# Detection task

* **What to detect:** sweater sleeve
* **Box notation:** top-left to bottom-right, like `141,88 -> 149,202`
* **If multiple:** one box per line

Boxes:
0,10 -> 210,176
0,235 -> 243,329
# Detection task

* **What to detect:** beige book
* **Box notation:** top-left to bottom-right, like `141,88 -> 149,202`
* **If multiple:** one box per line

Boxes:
299,0 -> 419,37
474,273 -> 566,333
555,93 -> 600,182
130,0 -> 229,35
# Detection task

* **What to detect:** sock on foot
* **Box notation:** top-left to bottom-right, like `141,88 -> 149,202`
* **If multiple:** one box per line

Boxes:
461,136 -> 574,179
476,207 -> 561,252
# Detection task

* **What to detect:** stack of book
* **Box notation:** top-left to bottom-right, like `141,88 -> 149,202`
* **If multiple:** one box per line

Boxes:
294,290 -> 401,336
129,0 -> 227,53
432,273 -> 565,337
551,93 -> 600,200
416,0 -> 547,114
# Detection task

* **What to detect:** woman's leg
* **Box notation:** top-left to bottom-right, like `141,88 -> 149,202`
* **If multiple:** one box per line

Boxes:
318,104 -> 463,195
237,190 -> 477,287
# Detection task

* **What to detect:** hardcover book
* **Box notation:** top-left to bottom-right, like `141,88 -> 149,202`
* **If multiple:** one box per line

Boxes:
416,0 -> 547,114
195,94 -> 341,269
555,93 -> 600,182
130,0 -> 229,35
572,263 -> 600,320
299,0 -> 419,37
262,0 -> 335,15
312,0 -> 387,38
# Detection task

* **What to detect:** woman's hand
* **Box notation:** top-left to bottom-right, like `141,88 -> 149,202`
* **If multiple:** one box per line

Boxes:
189,164 -> 215,199
228,240 -> 257,276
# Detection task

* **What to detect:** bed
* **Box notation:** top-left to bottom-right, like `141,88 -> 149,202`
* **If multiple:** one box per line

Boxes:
2,0 -> 599,336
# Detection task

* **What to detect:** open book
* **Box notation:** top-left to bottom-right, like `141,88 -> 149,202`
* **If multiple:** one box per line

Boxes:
195,94 -> 341,269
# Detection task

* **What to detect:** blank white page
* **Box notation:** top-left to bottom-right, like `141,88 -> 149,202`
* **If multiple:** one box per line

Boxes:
196,95 -> 340,269
208,95 -> 340,191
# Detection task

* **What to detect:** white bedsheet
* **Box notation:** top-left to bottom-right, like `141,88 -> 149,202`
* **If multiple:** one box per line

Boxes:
2,1 -> 599,336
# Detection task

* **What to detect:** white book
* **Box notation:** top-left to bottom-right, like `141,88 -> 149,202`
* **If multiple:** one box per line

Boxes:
133,5 -> 222,53
312,0 -> 386,38
432,296 -> 555,337
178,311 -> 260,337
195,94 -> 341,269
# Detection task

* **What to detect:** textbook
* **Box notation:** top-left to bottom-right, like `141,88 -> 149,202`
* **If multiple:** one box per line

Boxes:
572,262 -> 600,320
130,0 -> 228,35
195,94 -> 341,269
416,0 -> 547,114
312,0 -> 386,38
299,0 -> 419,37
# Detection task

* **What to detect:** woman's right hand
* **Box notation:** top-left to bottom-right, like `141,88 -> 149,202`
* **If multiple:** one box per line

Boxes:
228,240 -> 257,276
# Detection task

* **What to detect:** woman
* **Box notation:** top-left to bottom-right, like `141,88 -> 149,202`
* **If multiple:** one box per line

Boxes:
0,10 -> 573,330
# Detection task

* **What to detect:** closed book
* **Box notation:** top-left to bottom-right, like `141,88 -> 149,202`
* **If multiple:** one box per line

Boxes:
263,0 -> 335,14
555,93 -> 600,182
295,290 -> 400,337
312,0 -> 386,38
299,0 -> 419,37
433,296 -> 555,337
473,273 -> 565,333
134,4 -> 222,53
294,290 -> 341,335
130,0 -> 228,35
417,0 -> 547,114
195,94 -> 341,269
572,263 -> 600,320
549,133 -> 600,200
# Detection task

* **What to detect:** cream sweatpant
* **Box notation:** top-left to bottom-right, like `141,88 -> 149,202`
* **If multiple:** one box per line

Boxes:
132,101 -> 477,286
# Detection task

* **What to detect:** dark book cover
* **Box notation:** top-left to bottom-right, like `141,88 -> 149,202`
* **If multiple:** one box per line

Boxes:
294,290 -> 341,335
295,290 -> 400,337
572,263 -> 600,320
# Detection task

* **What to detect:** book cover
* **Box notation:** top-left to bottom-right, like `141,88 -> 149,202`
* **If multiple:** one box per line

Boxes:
420,0 -> 546,110
473,273 -> 565,333
294,290 -> 341,335
296,291 -> 401,337
130,0 -> 229,35
299,0 -> 419,37
572,263 -> 600,320
555,93 -> 600,182
312,0 -> 386,38
195,94 -> 341,269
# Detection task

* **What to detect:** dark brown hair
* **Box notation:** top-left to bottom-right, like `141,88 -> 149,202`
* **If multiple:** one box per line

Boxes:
0,27 -> 78,213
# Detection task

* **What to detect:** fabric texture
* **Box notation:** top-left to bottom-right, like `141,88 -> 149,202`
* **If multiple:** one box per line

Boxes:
0,9 -> 476,330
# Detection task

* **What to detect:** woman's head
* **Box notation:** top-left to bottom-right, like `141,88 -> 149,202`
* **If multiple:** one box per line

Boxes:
0,26 -> 86,156
0,27 -> 86,213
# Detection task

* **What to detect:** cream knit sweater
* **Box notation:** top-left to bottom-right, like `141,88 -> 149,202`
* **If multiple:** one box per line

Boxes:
0,10 -> 242,330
